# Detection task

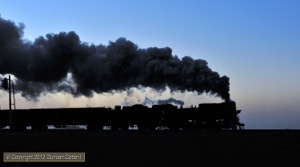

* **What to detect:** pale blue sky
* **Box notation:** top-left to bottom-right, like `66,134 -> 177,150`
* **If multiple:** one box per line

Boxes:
0,0 -> 300,129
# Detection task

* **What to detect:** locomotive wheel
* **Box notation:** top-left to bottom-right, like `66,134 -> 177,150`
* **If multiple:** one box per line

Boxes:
137,124 -> 144,131
10,126 -> 26,131
32,125 -> 48,131
87,125 -> 101,131
120,125 -> 129,131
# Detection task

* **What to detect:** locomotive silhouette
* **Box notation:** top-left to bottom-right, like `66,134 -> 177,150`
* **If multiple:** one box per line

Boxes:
0,101 -> 244,131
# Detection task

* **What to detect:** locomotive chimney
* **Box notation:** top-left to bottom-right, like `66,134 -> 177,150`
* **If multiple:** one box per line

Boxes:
115,105 -> 121,111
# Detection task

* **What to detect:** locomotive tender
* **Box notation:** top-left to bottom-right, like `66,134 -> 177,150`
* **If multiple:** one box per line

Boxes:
0,101 -> 244,131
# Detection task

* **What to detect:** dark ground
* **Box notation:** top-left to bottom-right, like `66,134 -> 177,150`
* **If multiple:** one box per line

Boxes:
0,130 -> 300,167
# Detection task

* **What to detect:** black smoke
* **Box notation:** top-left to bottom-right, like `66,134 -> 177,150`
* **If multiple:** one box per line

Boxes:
0,16 -> 230,100
157,98 -> 184,106
143,97 -> 184,106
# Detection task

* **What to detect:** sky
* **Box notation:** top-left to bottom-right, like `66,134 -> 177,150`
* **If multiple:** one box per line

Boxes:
0,0 -> 299,129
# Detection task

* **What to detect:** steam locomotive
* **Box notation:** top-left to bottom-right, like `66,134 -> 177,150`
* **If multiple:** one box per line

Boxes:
0,101 -> 244,131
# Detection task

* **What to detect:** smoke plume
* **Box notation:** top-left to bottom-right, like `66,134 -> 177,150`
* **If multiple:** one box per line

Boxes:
143,97 -> 184,106
0,16 -> 230,100
157,98 -> 184,106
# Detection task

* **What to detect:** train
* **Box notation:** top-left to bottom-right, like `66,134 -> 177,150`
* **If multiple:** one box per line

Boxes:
0,101 -> 244,131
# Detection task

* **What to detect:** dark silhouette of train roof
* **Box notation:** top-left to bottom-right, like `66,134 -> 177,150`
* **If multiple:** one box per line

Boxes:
0,101 -> 244,131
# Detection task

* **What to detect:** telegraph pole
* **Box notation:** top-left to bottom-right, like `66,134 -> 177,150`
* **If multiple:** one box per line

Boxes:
1,75 -> 13,129
9,75 -> 11,110
8,75 -> 12,128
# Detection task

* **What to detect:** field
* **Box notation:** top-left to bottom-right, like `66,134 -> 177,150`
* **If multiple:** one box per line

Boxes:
1,130 -> 300,167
